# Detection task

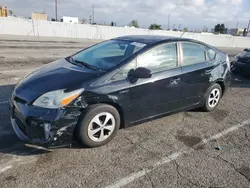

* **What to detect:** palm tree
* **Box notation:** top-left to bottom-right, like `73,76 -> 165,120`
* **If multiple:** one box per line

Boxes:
8,10 -> 13,16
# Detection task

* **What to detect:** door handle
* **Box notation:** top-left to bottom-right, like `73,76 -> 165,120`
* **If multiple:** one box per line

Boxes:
170,78 -> 181,85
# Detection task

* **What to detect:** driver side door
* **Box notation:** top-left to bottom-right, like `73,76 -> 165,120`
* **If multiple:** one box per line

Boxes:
127,42 -> 182,123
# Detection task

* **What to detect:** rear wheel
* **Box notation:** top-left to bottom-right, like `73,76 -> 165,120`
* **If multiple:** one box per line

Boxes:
202,84 -> 222,112
75,104 -> 120,147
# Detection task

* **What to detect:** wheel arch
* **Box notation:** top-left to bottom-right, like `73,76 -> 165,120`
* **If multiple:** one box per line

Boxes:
214,80 -> 225,96
84,101 -> 126,129
103,102 -> 126,129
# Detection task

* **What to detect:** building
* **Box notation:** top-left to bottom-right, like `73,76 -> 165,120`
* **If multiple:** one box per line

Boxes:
0,6 -> 8,17
31,12 -> 47,20
61,16 -> 79,23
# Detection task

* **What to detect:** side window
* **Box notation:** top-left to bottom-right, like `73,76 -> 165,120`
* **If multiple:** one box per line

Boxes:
181,42 -> 206,66
137,43 -> 178,73
112,61 -> 136,81
207,48 -> 216,61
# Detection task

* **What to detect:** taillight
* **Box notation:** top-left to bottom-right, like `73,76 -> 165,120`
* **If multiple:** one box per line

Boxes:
226,55 -> 230,71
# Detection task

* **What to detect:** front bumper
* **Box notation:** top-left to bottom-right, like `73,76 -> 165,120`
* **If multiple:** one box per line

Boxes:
10,99 -> 82,148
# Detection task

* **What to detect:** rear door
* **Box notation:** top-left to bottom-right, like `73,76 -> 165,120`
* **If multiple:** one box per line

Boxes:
179,42 -> 217,107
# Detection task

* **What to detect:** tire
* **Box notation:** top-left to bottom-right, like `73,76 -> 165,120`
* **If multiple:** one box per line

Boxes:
75,104 -> 120,148
202,83 -> 222,112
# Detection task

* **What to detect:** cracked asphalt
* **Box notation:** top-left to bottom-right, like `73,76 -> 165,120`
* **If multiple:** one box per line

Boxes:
0,35 -> 250,188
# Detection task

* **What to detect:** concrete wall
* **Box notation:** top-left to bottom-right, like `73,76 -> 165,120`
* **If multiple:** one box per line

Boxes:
0,17 -> 249,48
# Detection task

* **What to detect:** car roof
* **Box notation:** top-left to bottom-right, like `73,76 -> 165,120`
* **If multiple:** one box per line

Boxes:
113,35 -> 196,45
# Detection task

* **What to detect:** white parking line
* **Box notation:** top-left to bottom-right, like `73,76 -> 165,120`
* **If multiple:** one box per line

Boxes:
0,154 -> 38,175
0,165 -> 12,174
0,101 -> 9,105
105,119 -> 250,188
12,77 -> 21,81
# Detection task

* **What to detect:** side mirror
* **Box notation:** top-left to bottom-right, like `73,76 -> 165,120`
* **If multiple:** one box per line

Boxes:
134,67 -> 152,78
128,67 -> 152,83
119,44 -> 126,50
243,48 -> 249,52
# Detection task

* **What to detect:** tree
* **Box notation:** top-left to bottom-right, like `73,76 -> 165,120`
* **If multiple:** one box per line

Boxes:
214,24 -> 220,33
219,24 -> 225,34
149,24 -> 162,30
214,23 -> 226,34
80,18 -> 87,24
8,10 -> 13,16
243,28 -> 247,36
183,27 -> 188,32
111,22 -> 114,26
129,20 -> 139,28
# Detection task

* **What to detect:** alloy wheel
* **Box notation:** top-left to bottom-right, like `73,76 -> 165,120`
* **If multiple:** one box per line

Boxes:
208,88 -> 220,108
87,112 -> 115,142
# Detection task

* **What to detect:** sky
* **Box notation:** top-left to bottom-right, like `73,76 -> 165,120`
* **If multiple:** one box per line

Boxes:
1,0 -> 250,30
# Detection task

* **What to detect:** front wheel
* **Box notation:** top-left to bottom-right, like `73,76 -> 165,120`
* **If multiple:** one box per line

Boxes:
75,104 -> 120,148
202,83 -> 222,112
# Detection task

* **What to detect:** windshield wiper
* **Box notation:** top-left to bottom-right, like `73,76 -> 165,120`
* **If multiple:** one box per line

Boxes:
69,57 -> 104,72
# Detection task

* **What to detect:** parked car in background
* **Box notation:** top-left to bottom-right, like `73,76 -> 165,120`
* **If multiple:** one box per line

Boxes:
231,48 -> 250,77
10,35 -> 231,148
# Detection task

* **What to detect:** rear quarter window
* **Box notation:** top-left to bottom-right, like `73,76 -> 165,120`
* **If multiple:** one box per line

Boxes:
207,48 -> 216,61
215,52 -> 226,62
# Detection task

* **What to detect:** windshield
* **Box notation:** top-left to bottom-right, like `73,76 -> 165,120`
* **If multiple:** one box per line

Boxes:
70,40 -> 146,71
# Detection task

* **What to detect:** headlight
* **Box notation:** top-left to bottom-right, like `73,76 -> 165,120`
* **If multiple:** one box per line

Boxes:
233,56 -> 238,62
33,88 -> 84,109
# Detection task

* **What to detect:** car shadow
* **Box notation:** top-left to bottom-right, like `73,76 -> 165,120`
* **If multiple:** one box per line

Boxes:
0,73 -> 250,156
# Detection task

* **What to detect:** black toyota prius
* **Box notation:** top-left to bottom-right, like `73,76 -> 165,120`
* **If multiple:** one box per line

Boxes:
10,35 -> 231,148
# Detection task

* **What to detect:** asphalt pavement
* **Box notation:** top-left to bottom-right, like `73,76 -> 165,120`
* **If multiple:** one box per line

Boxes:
0,35 -> 250,188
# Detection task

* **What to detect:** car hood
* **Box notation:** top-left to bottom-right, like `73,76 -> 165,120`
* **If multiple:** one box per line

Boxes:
14,59 -> 101,103
237,56 -> 250,64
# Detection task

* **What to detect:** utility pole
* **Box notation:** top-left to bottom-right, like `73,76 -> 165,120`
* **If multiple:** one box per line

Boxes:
235,20 -> 239,36
55,0 -> 58,21
168,14 -> 170,30
92,4 -> 95,24
173,24 -> 175,30
247,20 -> 250,35
89,15 -> 92,24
